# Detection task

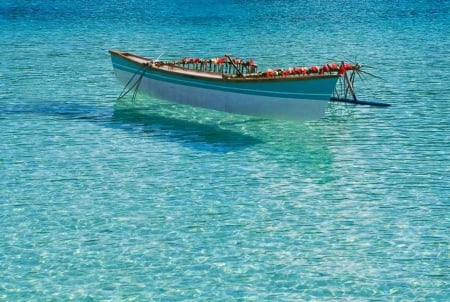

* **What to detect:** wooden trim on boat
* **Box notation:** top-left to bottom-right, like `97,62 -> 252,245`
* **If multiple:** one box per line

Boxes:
109,50 -> 341,83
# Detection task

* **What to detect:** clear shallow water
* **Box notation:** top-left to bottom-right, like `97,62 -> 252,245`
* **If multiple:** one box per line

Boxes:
1,0 -> 449,300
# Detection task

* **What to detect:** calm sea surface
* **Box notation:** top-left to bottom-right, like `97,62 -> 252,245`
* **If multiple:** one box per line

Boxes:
1,0 -> 449,300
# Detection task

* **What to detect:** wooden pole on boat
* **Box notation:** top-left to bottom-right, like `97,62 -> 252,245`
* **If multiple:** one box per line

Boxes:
330,64 -> 391,107
224,54 -> 243,77
330,96 -> 391,107
344,71 -> 358,102
331,70 -> 391,107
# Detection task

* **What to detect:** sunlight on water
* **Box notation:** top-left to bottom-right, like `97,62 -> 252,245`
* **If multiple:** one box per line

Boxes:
1,0 -> 449,300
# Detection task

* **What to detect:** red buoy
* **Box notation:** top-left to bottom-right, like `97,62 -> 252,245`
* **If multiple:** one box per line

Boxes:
330,62 -> 338,71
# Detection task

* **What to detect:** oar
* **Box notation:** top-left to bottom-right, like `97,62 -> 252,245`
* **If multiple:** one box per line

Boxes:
330,97 -> 391,107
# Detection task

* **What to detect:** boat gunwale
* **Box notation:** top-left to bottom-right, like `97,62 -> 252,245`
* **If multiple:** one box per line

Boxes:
109,50 -> 341,83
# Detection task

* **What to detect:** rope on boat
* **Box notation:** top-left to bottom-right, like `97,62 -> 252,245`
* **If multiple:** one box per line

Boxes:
117,63 -> 148,102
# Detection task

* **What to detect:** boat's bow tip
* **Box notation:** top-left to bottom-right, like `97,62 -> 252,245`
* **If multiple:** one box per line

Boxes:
109,49 -> 121,54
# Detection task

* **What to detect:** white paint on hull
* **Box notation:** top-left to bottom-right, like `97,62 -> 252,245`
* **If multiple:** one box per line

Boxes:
115,69 -> 328,120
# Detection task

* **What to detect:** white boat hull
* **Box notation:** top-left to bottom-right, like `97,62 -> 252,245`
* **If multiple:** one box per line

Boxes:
114,69 -> 328,120
110,50 -> 340,120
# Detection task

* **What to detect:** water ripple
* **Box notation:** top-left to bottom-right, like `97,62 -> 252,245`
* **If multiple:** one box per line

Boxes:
1,0 -> 449,300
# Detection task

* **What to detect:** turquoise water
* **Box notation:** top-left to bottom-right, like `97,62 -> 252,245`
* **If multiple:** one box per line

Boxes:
1,0 -> 449,300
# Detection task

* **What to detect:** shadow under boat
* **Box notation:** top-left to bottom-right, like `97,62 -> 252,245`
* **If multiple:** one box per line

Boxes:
1,101 -> 262,152
111,105 -> 337,182
111,105 -> 263,152
2,101 -> 337,182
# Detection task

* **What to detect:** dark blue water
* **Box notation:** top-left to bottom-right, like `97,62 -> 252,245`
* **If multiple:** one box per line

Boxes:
1,0 -> 449,300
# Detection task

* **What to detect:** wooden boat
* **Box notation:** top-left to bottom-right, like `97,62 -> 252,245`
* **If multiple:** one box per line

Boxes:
109,50 -> 362,120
